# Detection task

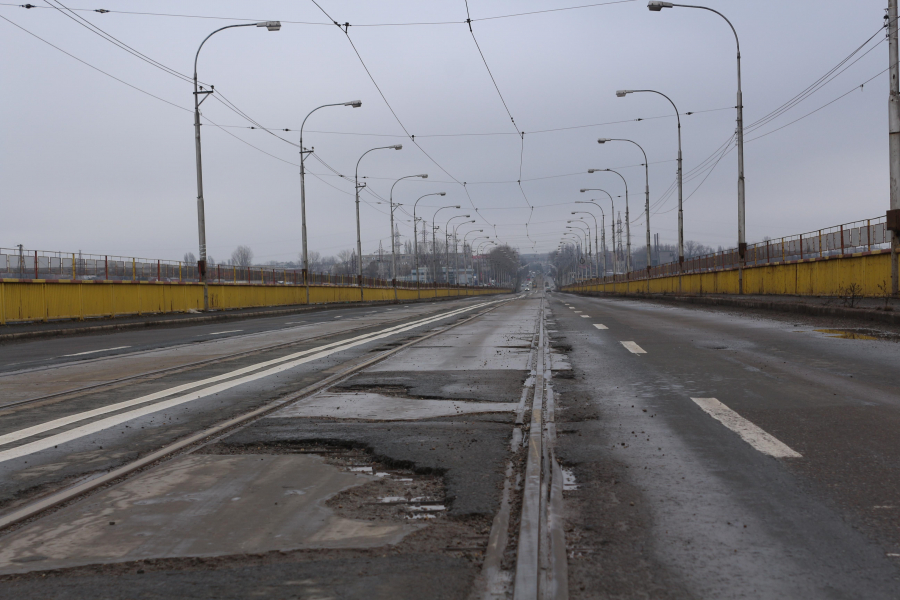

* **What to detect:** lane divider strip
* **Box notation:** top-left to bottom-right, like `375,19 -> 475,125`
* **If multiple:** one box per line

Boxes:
691,397 -> 802,458
620,341 -> 646,354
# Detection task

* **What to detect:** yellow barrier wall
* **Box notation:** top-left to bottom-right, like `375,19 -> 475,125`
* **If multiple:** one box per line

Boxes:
563,251 -> 894,298
0,281 -> 506,325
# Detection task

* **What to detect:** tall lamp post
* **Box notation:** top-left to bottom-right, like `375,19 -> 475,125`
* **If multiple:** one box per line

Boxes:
468,235 -> 489,285
355,144 -> 402,300
616,89 -> 683,269
460,229 -> 483,294
567,222 -> 592,279
299,99 -> 361,305
563,233 -> 582,282
447,218 -> 475,285
571,211 -> 599,280
412,193 -> 447,298
579,189 -> 616,275
598,138 -> 651,277
647,0 -> 745,287
575,202 -> 606,276
193,20 -> 281,310
432,206 -> 461,285
588,168 -> 631,273
389,173 -> 428,301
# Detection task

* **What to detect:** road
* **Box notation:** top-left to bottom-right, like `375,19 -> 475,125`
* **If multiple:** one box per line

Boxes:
1,289 -> 900,598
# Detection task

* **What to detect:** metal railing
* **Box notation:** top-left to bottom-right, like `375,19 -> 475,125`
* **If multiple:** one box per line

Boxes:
0,247 -> 502,289
566,215 -> 890,284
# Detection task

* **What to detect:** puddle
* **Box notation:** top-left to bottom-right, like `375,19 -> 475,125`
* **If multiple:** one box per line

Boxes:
814,329 -> 882,341
562,468 -> 578,491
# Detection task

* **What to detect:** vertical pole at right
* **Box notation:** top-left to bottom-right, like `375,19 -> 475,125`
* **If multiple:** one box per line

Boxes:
889,0 -> 900,296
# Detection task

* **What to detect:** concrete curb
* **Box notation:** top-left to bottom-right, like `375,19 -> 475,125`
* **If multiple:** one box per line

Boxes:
0,293 -> 508,343
564,291 -> 900,326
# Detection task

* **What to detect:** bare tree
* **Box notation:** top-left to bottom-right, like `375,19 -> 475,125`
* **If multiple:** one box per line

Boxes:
230,245 -> 254,267
335,249 -> 356,275
183,252 -> 196,265
303,251 -> 322,273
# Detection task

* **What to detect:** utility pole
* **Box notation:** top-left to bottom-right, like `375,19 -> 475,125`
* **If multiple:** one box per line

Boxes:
890,0 -> 900,296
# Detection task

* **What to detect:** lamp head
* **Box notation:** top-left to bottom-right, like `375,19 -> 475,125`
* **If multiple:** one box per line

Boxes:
616,90 -> 633,97
392,144 -> 403,150
597,138 -> 611,144
344,100 -> 362,108
454,205 -> 461,208
579,189 -> 588,193
588,169 -> 598,174
417,174 -> 428,178
257,21 -> 282,31
648,1 -> 673,10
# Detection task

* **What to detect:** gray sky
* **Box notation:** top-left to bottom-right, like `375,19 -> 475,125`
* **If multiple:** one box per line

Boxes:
0,0 -> 890,263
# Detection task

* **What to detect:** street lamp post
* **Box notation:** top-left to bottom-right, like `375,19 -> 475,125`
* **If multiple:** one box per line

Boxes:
588,168 -> 631,274
389,174 -> 428,301
432,206 -> 461,286
574,201 -> 606,277
468,235 -> 489,286
460,229 -> 483,294
445,215 -> 471,284
299,100 -> 361,305
447,218 -> 475,285
598,138 -> 651,279
579,190 -> 616,275
563,233 -> 583,281
647,0 -> 745,290
567,222 -> 591,279
616,89 -> 683,269
355,144 -> 402,300
413,192 -> 446,298
572,211 -> 599,280
193,20 -> 281,310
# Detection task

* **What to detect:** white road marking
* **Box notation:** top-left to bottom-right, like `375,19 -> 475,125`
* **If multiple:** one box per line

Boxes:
0,300 -> 499,461
593,324 -> 608,330
580,315 -> 590,318
62,346 -> 130,357
208,330 -> 242,335
284,322 -> 305,325
334,316 -> 343,319
691,397 -> 802,458
620,341 -> 646,354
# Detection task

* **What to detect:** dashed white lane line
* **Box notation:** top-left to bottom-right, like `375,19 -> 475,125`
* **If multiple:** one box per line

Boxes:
580,315 -> 590,318
62,346 -> 131,357
620,341 -> 646,354
691,397 -> 802,458
208,330 -> 243,336
593,324 -> 608,330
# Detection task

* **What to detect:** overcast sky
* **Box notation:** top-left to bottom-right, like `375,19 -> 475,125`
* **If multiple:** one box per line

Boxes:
0,0 -> 890,263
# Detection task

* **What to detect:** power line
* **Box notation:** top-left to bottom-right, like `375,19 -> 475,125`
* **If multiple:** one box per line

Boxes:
0,13 -> 190,112
4,0 -> 637,27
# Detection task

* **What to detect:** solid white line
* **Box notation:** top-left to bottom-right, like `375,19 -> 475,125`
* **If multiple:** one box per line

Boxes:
620,341 -> 646,354
691,398 -> 802,458
62,346 -> 131,358
208,330 -> 242,335
0,300 -> 499,459
593,324 -> 608,330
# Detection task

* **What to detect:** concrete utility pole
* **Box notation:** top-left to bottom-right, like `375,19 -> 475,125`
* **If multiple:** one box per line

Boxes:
355,144 -> 402,300
647,1 -> 745,292
299,100 -> 361,306
890,0 -> 900,296
193,21 -> 281,310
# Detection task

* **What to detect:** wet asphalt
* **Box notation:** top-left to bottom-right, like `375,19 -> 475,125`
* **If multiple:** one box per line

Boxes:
550,292 -> 900,599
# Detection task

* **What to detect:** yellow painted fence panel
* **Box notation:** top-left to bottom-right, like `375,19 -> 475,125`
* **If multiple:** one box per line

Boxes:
0,280 -> 507,325
563,251 -> 894,298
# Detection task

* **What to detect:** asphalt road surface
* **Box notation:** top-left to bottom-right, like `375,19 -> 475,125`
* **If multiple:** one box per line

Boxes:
2,288 -> 900,599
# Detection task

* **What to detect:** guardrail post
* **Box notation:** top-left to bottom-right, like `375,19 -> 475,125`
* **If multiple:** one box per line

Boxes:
34,251 -> 38,280
0,281 -> 5,325
840,225 -> 845,255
